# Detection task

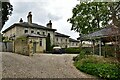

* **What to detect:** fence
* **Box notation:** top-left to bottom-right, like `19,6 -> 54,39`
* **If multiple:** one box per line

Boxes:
0,42 -> 13,52
82,45 -> 115,57
0,42 -> 2,52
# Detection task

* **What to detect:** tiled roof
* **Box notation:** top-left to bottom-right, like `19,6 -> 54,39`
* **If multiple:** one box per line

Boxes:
55,32 -> 70,37
2,22 -> 56,33
69,38 -> 79,42
82,25 -> 120,40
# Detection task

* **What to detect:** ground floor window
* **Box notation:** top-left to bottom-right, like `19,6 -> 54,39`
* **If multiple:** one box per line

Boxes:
40,39 -> 42,46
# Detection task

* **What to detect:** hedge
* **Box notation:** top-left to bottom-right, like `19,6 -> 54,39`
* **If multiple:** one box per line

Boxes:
64,47 -> 81,53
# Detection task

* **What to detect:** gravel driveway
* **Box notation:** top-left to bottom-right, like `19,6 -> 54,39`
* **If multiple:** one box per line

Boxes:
1,52 -> 95,78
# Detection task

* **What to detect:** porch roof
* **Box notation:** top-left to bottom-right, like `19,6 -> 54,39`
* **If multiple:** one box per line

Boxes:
81,25 -> 120,42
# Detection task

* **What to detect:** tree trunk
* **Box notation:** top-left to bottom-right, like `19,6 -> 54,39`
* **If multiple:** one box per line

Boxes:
110,3 -> 120,61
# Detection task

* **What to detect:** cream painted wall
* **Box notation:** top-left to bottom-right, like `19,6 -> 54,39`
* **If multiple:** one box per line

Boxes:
69,41 -> 80,47
55,36 -> 69,48
3,26 -> 55,45
3,26 -> 80,51
3,27 -> 16,39
15,26 -> 24,38
28,37 -> 46,52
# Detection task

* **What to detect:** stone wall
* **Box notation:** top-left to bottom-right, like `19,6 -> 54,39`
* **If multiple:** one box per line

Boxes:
14,36 -> 46,56
28,37 -> 46,53
55,36 -> 69,48
14,37 -> 29,56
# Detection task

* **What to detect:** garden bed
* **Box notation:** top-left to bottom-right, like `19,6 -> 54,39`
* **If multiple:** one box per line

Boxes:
74,54 -> 120,79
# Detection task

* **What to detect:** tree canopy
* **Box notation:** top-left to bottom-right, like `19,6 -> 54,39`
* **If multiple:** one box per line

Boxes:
0,1 -> 13,30
68,1 -> 120,34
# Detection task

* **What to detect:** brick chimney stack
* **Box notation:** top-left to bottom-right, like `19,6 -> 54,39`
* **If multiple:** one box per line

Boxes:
27,12 -> 32,24
46,20 -> 52,29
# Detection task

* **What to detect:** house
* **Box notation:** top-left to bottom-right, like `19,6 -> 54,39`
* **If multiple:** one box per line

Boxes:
54,32 -> 70,48
3,12 -> 56,45
2,12 -> 80,55
69,38 -> 80,47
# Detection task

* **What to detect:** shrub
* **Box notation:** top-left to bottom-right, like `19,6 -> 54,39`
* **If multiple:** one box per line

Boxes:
73,49 -> 86,61
64,47 -> 81,53
74,55 -> 120,79
80,62 -> 120,78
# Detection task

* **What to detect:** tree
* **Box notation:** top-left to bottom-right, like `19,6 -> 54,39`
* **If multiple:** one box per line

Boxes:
108,2 -> 120,27
68,1 -> 120,34
0,1 -> 13,30
68,1 -> 120,60
46,33 -> 51,51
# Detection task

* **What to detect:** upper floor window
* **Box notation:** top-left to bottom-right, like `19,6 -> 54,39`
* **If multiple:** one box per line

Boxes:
72,43 -> 74,46
24,30 -> 28,33
40,39 -> 42,46
76,43 -> 78,46
48,33 -> 50,37
66,39 -> 67,42
37,32 -> 40,35
31,30 -> 34,33
43,32 -> 45,35
56,38 -> 58,42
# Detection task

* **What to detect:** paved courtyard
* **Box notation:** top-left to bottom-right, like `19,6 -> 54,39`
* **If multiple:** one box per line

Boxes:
1,52 -> 95,78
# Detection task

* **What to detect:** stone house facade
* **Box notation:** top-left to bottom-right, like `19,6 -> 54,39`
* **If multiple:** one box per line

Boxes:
69,38 -> 80,47
54,32 -> 70,48
2,12 -> 80,54
14,34 -> 46,55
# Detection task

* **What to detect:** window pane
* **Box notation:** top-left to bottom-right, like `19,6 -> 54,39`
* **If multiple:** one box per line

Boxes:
43,32 -> 45,35
40,39 -> 42,46
31,30 -> 34,33
37,32 -> 40,35
25,30 -> 28,33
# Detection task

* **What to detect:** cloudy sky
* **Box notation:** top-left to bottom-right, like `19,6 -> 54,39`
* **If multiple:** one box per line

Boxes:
2,0 -> 79,39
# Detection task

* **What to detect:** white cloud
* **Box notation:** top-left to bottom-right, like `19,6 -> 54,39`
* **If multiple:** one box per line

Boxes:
2,0 -> 79,39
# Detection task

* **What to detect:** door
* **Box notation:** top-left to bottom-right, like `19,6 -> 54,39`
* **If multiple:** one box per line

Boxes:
33,42 -> 36,54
